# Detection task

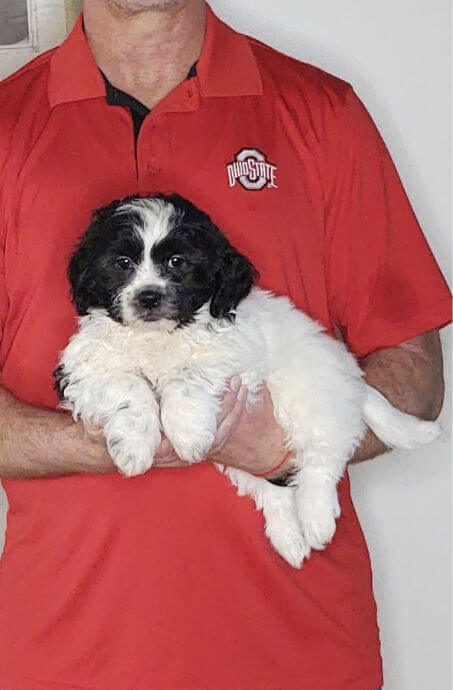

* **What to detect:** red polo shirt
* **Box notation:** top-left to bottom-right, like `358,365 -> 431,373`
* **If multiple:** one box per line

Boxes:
0,8 -> 450,690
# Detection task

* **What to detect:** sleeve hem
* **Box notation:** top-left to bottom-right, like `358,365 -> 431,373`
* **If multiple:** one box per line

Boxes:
348,297 -> 452,359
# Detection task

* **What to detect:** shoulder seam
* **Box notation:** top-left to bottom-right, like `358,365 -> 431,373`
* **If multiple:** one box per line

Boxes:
247,35 -> 294,59
246,35 -> 351,89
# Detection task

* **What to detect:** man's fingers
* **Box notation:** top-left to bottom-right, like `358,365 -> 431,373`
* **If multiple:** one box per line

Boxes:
153,436 -> 190,468
217,376 -> 242,425
213,384 -> 248,451
154,437 -> 173,458
152,456 -> 189,468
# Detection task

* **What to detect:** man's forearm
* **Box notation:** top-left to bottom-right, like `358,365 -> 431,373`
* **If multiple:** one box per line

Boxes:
350,330 -> 444,463
0,386 -> 114,478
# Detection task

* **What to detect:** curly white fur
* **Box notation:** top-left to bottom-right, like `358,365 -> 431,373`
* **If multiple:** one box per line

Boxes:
57,287 -> 441,567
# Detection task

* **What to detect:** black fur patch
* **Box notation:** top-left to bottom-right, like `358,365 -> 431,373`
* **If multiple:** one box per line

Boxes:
53,363 -> 69,400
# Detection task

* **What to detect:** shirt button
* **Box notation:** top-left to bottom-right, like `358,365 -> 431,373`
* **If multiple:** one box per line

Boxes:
147,158 -> 161,174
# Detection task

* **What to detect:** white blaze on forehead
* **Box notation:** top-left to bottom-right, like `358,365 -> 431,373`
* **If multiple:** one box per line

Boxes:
117,197 -> 175,247
138,198 -> 176,251
115,198 -> 176,323
117,198 -> 176,287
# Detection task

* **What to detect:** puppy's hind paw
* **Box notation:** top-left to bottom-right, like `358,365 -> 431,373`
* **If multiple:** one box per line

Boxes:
262,491 -> 311,568
297,489 -> 339,551
266,519 -> 310,569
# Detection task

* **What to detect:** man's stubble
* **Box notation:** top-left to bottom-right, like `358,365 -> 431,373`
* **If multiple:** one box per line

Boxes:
104,0 -> 184,13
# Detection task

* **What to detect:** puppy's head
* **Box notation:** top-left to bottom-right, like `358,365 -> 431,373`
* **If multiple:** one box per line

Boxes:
69,194 -> 258,327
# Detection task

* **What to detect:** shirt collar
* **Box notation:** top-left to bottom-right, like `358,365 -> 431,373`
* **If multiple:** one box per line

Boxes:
197,6 -> 263,97
48,5 -> 262,109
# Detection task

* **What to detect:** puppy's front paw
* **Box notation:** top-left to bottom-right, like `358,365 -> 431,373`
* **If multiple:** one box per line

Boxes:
107,434 -> 156,477
167,427 -> 215,464
296,477 -> 340,551
104,411 -> 161,477
161,395 -> 216,463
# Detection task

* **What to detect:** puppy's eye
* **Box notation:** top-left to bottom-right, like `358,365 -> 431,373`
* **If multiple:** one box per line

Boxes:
168,255 -> 185,269
115,257 -> 133,271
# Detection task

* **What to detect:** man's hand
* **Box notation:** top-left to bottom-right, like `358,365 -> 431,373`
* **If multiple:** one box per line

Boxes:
153,378 -> 290,478
210,381 -> 290,478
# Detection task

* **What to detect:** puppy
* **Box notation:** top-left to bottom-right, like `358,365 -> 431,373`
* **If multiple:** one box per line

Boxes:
55,194 -> 441,567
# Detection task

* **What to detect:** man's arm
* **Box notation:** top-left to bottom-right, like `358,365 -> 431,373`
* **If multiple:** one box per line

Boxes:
0,378 -> 248,479
350,329 -> 444,463
0,386 -> 115,478
212,329 -> 445,477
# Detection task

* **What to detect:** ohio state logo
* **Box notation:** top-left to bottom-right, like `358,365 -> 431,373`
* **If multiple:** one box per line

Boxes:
226,148 -> 278,191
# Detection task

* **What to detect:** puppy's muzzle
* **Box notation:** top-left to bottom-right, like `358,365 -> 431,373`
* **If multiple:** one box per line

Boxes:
132,287 -> 168,321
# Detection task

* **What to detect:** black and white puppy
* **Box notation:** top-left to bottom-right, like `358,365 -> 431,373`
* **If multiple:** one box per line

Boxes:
55,194 -> 441,567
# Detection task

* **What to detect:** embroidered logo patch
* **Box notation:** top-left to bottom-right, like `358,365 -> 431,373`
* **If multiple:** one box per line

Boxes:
226,148 -> 278,191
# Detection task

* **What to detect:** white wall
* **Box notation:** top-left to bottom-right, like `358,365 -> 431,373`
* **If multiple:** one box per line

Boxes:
1,2 -> 451,688
0,0 -> 67,75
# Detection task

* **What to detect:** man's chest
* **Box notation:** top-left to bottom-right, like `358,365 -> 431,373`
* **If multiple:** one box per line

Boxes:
1,101 -> 332,405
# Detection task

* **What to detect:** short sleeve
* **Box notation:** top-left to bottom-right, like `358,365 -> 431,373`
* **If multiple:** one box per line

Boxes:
324,88 -> 451,358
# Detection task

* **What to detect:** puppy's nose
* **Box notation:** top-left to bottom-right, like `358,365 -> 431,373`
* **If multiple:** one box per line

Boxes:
137,290 -> 162,309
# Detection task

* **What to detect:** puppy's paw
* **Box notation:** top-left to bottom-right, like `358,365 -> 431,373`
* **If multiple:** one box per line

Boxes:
106,435 -> 155,477
262,490 -> 310,568
104,411 -> 161,477
161,393 -> 217,463
296,478 -> 340,551
266,516 -> 310,569
166,427 -> 215,464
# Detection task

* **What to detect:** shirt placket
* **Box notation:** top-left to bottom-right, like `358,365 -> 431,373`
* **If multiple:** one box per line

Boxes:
135,81 -> 200,193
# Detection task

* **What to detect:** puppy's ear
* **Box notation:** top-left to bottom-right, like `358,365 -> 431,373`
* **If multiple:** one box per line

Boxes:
68,237 -> 97,315
210,245 -> 259,319
68,200 -> 122,314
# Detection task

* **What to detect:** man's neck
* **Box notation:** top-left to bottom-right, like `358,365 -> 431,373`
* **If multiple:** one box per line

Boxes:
83,0 -> 206,109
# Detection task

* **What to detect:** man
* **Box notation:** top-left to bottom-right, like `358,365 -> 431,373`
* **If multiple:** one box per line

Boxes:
0,0 -> 450,688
